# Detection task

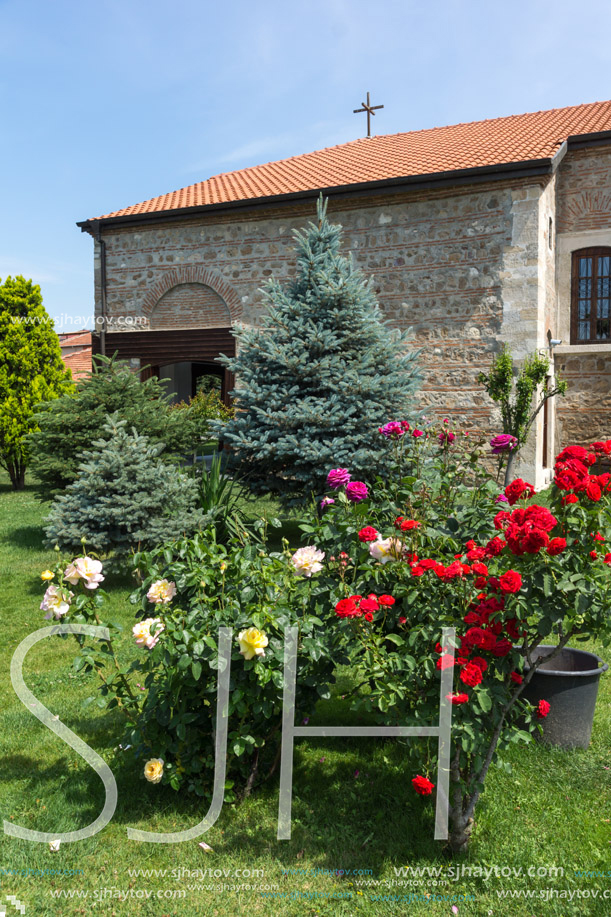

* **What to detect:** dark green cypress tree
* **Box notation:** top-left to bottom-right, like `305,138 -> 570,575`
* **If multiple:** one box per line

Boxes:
215,197 -> 421,501
44,416 -> 205,556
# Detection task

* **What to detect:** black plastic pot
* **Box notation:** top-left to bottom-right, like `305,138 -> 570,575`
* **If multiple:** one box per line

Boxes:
521,645 -> 608,749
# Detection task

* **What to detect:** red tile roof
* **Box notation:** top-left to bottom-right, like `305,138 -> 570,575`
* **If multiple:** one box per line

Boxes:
59,331 -> 92,349
87,100 -> 611,223
62,349 -> 92,379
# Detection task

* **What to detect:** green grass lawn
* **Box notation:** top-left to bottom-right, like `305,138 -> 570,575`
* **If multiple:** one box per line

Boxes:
0,477 -> 610,916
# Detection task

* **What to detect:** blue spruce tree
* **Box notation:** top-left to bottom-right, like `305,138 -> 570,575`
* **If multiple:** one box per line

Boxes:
44,416 -> 205,556
216,197 -> 421,501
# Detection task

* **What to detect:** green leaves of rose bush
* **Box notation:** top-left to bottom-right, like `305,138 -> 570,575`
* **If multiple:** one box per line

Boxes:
112,527 -> 339,798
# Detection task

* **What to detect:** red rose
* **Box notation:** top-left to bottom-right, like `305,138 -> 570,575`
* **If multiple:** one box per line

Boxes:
460,662 -> 483,687
359,597 -> 379,613
419,558 -> 437,570
484,536 -> 506,557
436,561 -> 464,581
412,775 -> 435,795
556,445 -> 589,463
510,671 -> 523,684
400,519 -> 420,531
411,564 -> 425,577
604,553 -> 611,566
547,537 -> 567,556
592,532 -> 606,542
446,693 -> 469,705
499,570 -> 522,594
364,611 -> 374,622
504,478 -> 536,505
335,597 -> 361,618
589,551 -> 598,560
471,562 -> 489,576
463,627 -> 486,648
536,699 -> 550,719
504,618 -> 522,641
436,655 -> 455,670
398,616 -> 407,624
358,526 -> 379,543
562,493 -> 579,505
521,529 -> 550,554
494,511 -> 512,531
555,465 -> 587,490
523,505 -> 557,532
470,656 -> 488,672
586,482 -> 602,502
491,638 -> 513,657
464,611 -> 481,625
466,547 -> 486,561
378,594 -> 396,606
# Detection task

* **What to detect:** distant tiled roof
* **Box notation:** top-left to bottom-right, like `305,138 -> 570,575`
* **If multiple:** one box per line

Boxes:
59,331 -> 92,349
63,352 -> 91,380
84,100 -> 611,223
60,333 -> 92,379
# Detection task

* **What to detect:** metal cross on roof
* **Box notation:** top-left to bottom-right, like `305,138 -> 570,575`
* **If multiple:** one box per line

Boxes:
353,91 -> 384,138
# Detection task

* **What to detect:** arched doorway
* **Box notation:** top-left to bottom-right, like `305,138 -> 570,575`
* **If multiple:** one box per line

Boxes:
94,276 -> 238,405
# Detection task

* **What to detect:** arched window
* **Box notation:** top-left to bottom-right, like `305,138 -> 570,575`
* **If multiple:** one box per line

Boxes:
571,248 -> 611,344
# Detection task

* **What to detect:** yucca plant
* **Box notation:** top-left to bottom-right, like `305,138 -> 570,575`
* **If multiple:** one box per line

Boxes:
197,451 -> 246,542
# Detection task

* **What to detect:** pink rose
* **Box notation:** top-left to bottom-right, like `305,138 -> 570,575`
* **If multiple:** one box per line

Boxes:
346,481 -> 368,502
326,468 -> 351,489
490,434 -> 518,454
378,421 -> 405,438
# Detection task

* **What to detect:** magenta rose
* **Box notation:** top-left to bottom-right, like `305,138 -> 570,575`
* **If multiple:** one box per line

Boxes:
379,421 -> 405,438
345,481 -> 369,502
490,434 -> 518,454
326,468 -> 351,489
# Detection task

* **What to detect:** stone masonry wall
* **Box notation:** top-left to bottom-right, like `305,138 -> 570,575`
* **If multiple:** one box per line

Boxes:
94,177 -> 550,480
554,146 -> 611,454
555,353 -> 611,446
557,145 -> 611,234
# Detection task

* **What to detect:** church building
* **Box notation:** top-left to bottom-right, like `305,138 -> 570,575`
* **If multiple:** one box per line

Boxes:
78,99 -> 611,486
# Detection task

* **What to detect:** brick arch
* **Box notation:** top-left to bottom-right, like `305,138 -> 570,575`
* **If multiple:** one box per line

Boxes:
558,190 -> 611,233
142,265 -> 243,325
150,283 -> 232,330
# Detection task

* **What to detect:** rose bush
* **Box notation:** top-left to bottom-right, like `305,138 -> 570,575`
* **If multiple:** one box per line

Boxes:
44,525 -> 340,801
33,426 -> 611,850
301,425 -> 611,851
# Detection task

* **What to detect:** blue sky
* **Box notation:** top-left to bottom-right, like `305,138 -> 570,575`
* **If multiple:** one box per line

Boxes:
1,0 -> 610,329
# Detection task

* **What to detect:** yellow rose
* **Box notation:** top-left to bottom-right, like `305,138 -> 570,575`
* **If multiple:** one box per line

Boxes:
238,627 -> 268,661
144,758 -> 164,784
41,570 -> 55,581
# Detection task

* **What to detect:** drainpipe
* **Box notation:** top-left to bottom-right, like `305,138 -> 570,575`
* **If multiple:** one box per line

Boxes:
93,221 -> 107,356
